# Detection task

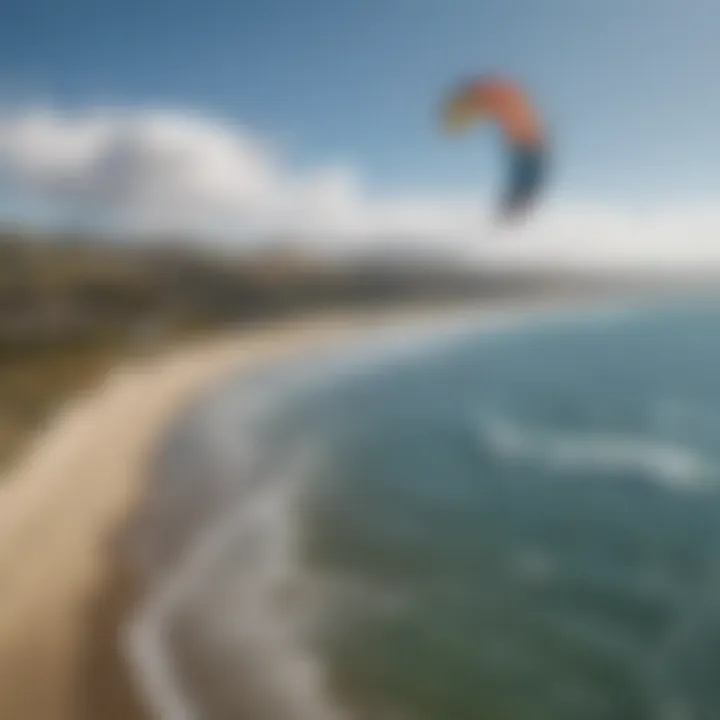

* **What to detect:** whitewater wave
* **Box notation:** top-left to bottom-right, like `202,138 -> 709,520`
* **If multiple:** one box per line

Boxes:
475,415 -> 716,489
125,440 -> 350,720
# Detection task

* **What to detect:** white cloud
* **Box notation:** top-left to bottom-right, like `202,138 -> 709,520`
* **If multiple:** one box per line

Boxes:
0,109 -> 282,231
1,106 -> 720,273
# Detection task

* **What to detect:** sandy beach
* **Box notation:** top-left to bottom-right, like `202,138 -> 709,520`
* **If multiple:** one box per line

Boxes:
0,296 -> 620,719
0,309 -> 440,720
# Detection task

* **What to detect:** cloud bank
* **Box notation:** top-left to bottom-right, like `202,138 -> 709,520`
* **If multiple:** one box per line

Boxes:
1,107 -> 720,272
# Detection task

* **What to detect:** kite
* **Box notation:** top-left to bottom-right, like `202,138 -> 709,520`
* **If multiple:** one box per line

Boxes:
442,75 -> 547,219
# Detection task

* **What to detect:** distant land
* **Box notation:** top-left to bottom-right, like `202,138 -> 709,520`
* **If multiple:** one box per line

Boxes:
0,222 -> 714,471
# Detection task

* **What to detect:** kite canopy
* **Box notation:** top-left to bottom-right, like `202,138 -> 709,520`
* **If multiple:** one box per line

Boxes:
442,75 -> 547,218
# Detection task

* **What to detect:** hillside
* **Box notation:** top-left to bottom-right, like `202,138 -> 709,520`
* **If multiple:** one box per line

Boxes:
0,225 -> 691,471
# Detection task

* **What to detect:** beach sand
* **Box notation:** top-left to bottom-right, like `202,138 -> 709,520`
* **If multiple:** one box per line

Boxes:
0,309 -> 445,720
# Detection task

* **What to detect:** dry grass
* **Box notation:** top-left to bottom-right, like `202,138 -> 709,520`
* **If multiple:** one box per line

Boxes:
0,342 -> 120,471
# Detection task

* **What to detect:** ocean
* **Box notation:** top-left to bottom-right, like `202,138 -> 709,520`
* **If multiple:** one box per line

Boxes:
126,297 -> 720,720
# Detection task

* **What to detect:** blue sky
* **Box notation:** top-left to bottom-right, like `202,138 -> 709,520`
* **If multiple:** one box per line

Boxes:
2,0 -> 720,206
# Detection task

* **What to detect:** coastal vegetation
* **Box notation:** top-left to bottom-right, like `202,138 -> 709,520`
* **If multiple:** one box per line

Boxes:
0,224 -> 663,471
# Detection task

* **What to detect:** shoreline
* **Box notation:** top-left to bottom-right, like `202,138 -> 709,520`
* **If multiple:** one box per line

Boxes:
118,293 -> 647,718
0,311 -> 396,718
0,293 -> 672,719
0,303 -> 506,720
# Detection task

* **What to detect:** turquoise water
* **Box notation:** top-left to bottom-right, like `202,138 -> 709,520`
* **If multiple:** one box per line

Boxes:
276,301 -> 720,720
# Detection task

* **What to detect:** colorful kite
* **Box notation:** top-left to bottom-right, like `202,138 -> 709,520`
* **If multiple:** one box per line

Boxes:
442,75 -> 547,219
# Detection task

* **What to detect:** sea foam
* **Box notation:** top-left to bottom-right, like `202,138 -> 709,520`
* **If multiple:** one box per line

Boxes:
476,414 -> 716,489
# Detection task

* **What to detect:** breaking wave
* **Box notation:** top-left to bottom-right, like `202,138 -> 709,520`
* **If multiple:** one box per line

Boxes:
476,414 -> 716,489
